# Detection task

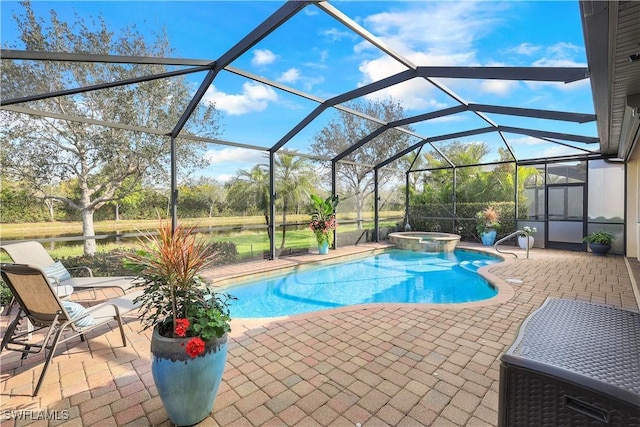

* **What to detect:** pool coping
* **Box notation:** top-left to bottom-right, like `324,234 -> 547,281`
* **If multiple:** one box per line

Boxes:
217,242 -> 517,333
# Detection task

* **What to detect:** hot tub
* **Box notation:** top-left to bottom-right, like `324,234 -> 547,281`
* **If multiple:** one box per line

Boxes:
388,232 -> 461,253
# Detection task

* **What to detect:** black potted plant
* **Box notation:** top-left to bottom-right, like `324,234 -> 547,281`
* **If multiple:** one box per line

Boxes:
582,231 -> 615,256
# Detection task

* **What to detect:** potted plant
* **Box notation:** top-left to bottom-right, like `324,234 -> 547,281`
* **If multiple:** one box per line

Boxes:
309,194 -> 339,254
518,226 -> 537,249
583,231 -> 615,256
124,222 -> 234,426
476,207 -> 500,246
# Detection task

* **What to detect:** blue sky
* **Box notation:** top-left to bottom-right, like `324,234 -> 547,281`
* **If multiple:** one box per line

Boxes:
1,1 -> 596,183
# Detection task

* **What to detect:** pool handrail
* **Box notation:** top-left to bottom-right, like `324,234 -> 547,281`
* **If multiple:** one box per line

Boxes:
494,230 -> 531,259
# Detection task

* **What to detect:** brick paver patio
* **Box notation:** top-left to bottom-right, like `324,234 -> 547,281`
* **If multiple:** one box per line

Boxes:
1,243 -> 639,426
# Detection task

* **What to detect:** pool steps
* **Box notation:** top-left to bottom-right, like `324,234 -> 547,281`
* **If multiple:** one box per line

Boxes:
459,259 -> 499,273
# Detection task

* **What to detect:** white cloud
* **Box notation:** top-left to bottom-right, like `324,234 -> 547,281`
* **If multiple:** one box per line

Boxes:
361,2 -> 502,57
203,147 -> 266,165
251,49 -> 277,67
357,51 -> 475,109
522,41 -> 589,96
507,135 -> 585,159
532,42 -> 586,68
215,174 -> 234,183
278,68 -> 301,84
480,80 -> 519,96
510,43 -> 541,56
352,3 -> 590,110
354,2 -> 506,110
204,82 -> 278,115
525,77 -> 591,93
322,27 -> 355,42
303,7 -> 318,17
509,136 -> 546,146
358,57 -> 427,108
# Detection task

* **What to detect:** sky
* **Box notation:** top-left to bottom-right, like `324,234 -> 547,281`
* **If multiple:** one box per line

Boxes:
1,0 -> 597,183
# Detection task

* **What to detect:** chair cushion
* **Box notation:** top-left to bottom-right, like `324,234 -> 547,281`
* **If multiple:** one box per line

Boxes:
61,301 -> 95,327
43,261 -> 72,282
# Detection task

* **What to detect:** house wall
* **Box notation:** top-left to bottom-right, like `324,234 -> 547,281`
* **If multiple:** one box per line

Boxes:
627,146 -> 640,260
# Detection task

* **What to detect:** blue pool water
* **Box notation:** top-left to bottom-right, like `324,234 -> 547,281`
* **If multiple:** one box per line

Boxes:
229,250 -> 500,318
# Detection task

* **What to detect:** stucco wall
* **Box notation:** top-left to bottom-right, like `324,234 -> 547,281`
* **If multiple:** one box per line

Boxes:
627,147 -> 640,260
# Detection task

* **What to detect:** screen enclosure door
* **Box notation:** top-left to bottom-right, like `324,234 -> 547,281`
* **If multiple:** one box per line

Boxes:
546,183 -> 586,250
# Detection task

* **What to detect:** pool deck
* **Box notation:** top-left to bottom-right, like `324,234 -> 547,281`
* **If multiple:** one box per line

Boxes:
1,242 -> 639,426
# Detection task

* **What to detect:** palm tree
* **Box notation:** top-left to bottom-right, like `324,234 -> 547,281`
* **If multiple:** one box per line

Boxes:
226,164 -> 271,239
275,153 -> 315,249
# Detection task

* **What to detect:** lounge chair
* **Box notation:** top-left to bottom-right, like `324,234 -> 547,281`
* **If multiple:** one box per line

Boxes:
0,241 -> 136,300
0,263 -> 143,396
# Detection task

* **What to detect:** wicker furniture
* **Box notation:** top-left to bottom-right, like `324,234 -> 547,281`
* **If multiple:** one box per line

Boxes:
499,298 -> 640,426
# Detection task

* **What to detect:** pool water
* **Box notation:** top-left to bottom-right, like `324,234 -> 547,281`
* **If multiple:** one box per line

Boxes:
229,249 -> 500,318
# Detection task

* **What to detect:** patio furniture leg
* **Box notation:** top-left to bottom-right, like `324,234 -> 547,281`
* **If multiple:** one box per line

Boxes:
114,309 -> 127,347
32,328 -> 65,397
0,311 -> 22,352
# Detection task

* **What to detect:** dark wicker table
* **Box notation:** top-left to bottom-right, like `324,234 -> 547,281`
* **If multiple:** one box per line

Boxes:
499,298 -> 640,426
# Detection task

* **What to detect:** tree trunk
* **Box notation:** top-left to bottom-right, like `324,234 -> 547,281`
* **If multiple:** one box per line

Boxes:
82,208 -> 97,256
280,200 -> 288,249
356,194 -> 364,230
45,199 -> 55,222
263,210 -> 271,241
115,203 -> 120,221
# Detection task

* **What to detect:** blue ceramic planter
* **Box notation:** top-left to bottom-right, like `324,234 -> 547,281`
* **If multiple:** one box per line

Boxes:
318,240 -> 329,254
588,243 -> 611,256
481,230 -> 497,246
151,328 -> 227,426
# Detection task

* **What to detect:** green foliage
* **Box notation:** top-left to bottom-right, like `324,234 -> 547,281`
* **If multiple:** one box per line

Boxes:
275,153 -> 316,249
64,252 -> 135,277
209,241 -> 239,265
0,179 -> 49,222
583,231 -> 615,245
123,222 -> 234,349
0,281 -> 13,306
311,98 -> 413,227
309,194 -> 339,220
475,207 -> 500,234
405,141 -> 531,242
1,2 -> 221,255
187,291 -> 234,341
309,194 -> 339,245
225,164 -> 270,216
408,201 -> 520,241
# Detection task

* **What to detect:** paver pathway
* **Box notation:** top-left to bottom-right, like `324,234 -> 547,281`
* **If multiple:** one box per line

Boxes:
1,243 -> 638,426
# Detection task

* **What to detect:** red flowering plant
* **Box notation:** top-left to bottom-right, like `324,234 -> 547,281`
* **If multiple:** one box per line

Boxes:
308,194 -> 339,246
124,222 -> 234,358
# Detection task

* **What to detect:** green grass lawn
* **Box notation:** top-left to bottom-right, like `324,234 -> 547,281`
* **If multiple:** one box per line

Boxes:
1,215 -> 402,262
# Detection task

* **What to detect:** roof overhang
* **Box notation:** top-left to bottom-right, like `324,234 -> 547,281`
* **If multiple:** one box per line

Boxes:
581,0 -> 640,160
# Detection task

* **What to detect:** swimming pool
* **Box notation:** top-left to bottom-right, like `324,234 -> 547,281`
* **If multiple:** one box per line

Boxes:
228,249 -> 501,318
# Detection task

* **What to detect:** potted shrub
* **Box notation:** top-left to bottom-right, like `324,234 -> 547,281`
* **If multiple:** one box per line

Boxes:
124,222 -> 234,426
518,226 -> 537,249
476,207 -> 500,246
583,231 -> 615,256
309,194 -> 339,254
